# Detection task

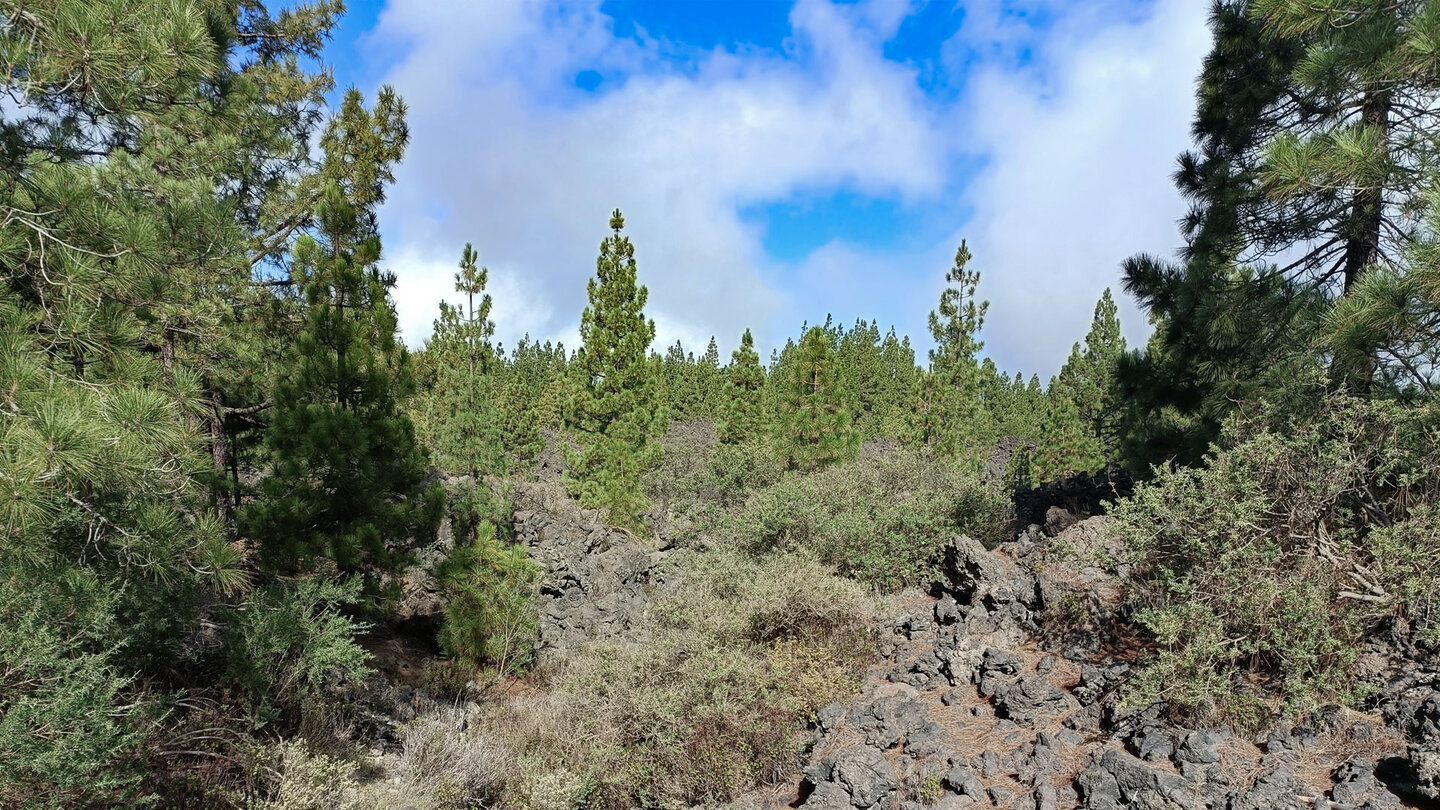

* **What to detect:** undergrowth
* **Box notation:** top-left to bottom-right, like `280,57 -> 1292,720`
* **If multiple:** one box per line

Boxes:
716,447 -> 1009,589
480,547 -> 874,809
1115,393 -> 1440,724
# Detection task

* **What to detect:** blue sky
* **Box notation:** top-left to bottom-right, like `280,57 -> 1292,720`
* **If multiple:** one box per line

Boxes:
323,0 -> 1210,378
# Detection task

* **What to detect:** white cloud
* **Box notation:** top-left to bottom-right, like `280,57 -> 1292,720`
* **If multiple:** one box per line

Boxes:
365,0 -> 1210,378
372,0 -> 952,357
954,0 -> 1210,376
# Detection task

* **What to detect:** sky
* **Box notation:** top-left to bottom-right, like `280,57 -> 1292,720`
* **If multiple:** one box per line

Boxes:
322,0 -> 1212,379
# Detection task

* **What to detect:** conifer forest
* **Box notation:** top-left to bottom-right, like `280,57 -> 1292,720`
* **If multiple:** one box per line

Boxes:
5,2 -> 1440,809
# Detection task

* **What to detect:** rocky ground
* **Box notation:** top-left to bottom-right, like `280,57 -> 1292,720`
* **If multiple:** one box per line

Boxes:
371,437 -> 1440,810
511,478 -> 677,657
762,517 -> 1440,810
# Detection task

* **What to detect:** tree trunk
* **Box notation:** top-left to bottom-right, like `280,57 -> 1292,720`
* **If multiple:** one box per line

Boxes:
161,326 -> 176,382
210,389 -> 230,523
1342,88 -> 1390,296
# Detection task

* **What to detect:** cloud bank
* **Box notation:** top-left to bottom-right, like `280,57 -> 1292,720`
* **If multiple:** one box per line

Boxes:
364,0 -> 1209,378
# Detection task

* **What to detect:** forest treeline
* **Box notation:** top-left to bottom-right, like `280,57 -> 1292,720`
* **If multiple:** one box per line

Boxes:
408,230 -> 1126,531
3,0 -> 1440,808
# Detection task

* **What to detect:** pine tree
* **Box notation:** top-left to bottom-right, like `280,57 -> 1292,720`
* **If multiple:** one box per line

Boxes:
535,371 -> 569,430
1328,181 -> 1440,394
500,372 -> 548,460
1248,2 -> 1440,391
426,243 -> 504,479
903,370 -> 947,449
699,335 -> 724,418
925,241 -> 991,457
837,319 -> 886,438
503,336 -> 568,440
1053,289 -> 1127,451
1018,374 -> 1048,440
566,210 -> 664,532
719,329 -> 767,444
775,326 -> 857,470
1249,0 -> 1434,295
877,327 -> 919,438
661,340 -> 702,420
1119,258 -> 1324,470
240,181 -> 441,575
765,337 -> 798,420
0,1 -> 345,800
1122,0 -> 1440,431
436,520 -> 540,673
1170,0 -> 1429,295
1115,0 -> 1342,467
1034,389 -> 1105,481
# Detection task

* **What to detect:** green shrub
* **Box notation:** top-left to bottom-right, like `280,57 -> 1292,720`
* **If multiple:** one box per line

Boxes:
720,449 -> 1008,588
421,658 -> 479,701
1115,393 -> 1440,722
515,759 -> 585,810
557,634 -> 804,807
448,479 -> 512,544
644,436 -> 782,525
0,574 -> 146,810
395,713 -> 513,808
688,439 -> 785,508
436,521 -> 540,675
221,577 -> 371,724
916,773 -> 945,804
653,547 -> 871,650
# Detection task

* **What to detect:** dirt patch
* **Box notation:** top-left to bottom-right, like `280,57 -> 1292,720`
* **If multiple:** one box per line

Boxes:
358,629 -> 439,685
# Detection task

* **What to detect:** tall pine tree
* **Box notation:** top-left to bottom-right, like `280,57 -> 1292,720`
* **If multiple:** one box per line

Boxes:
877,327 -> 919,438
425,243 -> 504,479
924,241 -> 992,457
1053,289 -> 1127,451
0,2 -> 349,800
240,175 -> 441,575
566,210 -> 664,532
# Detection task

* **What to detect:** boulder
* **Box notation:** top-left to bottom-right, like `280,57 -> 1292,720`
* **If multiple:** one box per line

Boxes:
1078,749 -> 1205,810
995,674 -> 1076,724
800,781 -> 854,810
943,535 -> 1034,609
848,694 -> 930,750
832,746 -> 899,809
1414,743 -> 1440,802
943,764 -> 985,801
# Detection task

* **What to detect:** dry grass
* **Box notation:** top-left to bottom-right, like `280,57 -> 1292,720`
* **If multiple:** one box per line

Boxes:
1292,708 -> 1407,792
253,741 -> 356,810
396,712 -> 513,806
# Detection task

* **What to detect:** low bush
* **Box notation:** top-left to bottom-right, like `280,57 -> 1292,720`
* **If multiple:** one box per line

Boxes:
557,636 -> 797,805
679,439 -> 785,509
252,741 -> 356,810
252,714 -> 516,810
653,547 -> 872,653
1115,393 -> 1440,723
720,448 -> 1009,588
395,712 -> 513,808
221,576 -> 371,725
420,658 -> 480,701
513,759 -> 587,810
485,548 -> 874,810
643,434 -> 782,534
0,574 -> 147,810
